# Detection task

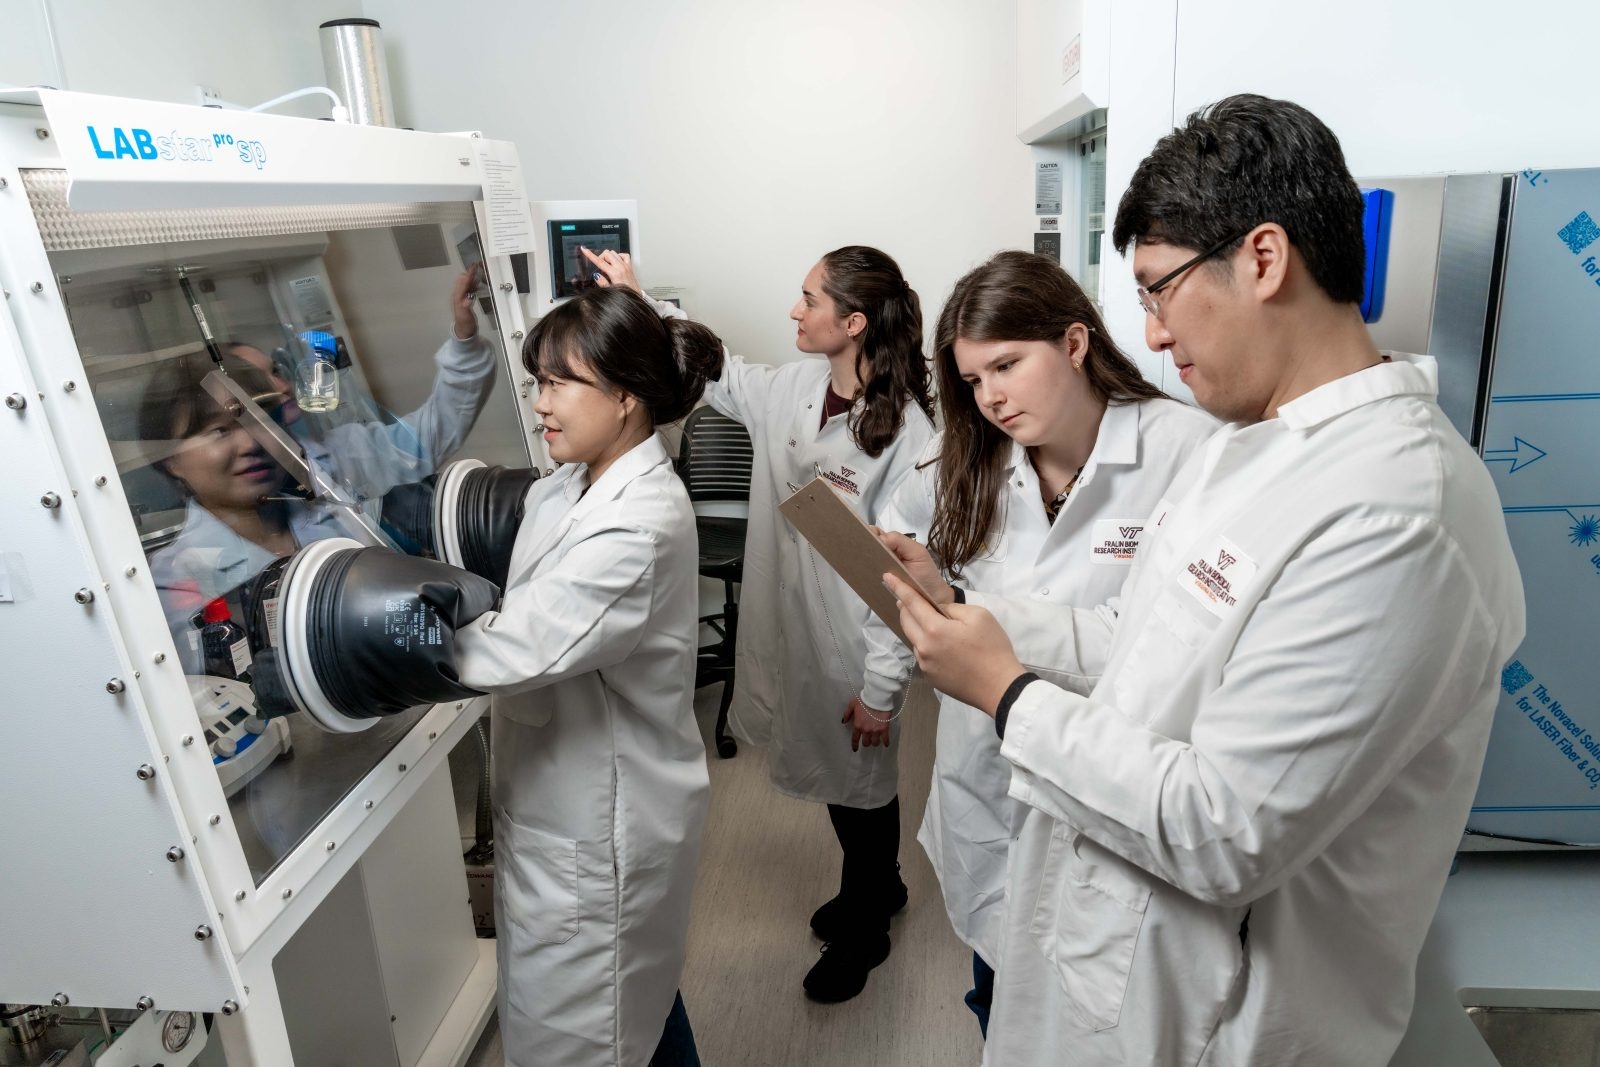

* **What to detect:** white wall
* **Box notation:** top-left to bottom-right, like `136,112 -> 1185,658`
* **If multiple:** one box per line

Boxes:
1097,0 -> 1600,396
369,0 -> 1035,366
0,0 -> 355,119
3,1 -> 1034,365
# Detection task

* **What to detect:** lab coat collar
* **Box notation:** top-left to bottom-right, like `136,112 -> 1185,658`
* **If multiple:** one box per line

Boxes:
174,498 -> 318,582
1276,353 -> 1438,432
559,433 -> 672,514
509,435 -> 670,587
1002,397 -> 1142,476
172,500 -> 263,589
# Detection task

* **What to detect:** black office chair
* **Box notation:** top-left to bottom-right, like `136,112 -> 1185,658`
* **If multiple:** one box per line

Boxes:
676,407 -> 754,759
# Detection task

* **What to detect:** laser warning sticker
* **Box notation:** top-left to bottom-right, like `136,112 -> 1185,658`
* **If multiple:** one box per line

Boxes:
1179,534 -> 1258,619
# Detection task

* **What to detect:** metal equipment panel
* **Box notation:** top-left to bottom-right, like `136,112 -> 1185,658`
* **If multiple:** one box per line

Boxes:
1467,167 -> 1600,846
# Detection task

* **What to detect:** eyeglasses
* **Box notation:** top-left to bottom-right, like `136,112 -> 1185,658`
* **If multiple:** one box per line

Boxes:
1135,230 -> 1250,319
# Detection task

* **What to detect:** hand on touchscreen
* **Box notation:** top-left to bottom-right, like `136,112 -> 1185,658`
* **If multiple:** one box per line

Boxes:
580,246 -> 644,295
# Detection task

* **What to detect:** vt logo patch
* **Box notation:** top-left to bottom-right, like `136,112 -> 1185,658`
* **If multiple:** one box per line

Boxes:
1091,520 -> 1147,565
1181,536 -> 1257,618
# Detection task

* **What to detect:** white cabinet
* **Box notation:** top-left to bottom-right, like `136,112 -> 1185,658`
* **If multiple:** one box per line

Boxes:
1016,0 -> 1109,144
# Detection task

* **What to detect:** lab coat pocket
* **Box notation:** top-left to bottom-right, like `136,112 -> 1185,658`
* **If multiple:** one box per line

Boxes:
496,695 -> 555,729
1111,589 -> 1213,717
498,812 -> 580,945
1029,824 -> 1151,1033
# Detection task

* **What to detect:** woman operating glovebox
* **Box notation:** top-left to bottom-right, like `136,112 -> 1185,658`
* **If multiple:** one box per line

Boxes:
864,251 -> 1216,1038
584,245 -> 936,1003
452,285 -> 723,1067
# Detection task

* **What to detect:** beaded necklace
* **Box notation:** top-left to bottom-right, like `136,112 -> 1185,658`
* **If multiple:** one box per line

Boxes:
1041,464 -> 1086,525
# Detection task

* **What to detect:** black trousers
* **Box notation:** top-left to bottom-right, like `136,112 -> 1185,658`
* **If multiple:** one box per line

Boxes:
647,991 -> 698,1067
825,794 -> 902,932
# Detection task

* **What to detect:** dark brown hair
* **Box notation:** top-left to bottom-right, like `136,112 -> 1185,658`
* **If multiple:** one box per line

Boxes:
138,346 -> 278,444
137,346 -> 279,494
525,286 -> 723,425
1113,94 -> 1365,303
819,246 -> 934,457
928,251 -> 1166,577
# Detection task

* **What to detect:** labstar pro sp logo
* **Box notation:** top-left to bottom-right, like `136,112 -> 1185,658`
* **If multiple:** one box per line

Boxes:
1119,525 -> 1144,539
1217,550 -> 1237,570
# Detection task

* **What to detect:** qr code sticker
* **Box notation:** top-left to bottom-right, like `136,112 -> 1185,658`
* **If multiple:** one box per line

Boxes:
1501,659 -> 1534,695
1557,212 -> 1600,255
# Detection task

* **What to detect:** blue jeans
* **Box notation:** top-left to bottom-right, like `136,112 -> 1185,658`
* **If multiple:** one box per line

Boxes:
648,991 -> 700,1067
964,952 -> 995,1038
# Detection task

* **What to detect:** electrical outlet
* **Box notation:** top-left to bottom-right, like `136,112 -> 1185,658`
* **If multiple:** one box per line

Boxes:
195,85 -> 222,108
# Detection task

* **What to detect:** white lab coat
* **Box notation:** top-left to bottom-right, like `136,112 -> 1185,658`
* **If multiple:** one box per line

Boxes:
977,356 -> 1524,1066
454,435 -> 709,1067
703,353 -> 936,808
150,332 -> 497,668
861,398 -> 1216,966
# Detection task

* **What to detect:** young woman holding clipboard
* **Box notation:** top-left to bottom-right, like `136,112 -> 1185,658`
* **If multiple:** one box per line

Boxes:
863,251 -> 1215,1038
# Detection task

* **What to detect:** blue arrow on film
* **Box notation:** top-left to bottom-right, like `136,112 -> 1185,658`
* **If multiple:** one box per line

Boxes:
1484,436 -> 1547,473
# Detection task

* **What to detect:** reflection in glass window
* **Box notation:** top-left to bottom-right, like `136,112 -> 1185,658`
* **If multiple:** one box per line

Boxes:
45,202 -> 528,882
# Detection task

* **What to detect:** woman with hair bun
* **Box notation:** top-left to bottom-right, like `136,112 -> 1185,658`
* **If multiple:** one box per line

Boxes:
584,244 -> 936,1004
453,284 -> 724,1066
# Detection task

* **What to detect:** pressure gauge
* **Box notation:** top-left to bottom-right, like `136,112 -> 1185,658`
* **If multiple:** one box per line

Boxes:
162,1010 -> 197,1053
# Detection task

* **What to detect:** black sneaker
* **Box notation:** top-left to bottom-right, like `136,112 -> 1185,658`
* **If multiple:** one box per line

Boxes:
809,877 -> 908,942
802,933 -> 892,1003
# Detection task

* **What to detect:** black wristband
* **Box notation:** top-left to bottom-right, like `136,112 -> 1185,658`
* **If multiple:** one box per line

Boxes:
995,672 -> 1040,740
950,585 -> 966,604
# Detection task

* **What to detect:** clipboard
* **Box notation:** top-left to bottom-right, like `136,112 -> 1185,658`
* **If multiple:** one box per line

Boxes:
778,476 -> 946,644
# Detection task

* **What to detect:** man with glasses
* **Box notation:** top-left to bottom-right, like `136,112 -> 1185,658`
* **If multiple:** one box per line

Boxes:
881,94 -> 1525,1064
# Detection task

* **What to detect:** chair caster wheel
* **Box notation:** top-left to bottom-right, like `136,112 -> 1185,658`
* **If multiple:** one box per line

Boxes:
716,736 -> 738,759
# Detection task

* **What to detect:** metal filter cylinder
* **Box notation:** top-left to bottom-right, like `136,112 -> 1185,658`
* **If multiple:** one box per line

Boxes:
320,18 -> 395,127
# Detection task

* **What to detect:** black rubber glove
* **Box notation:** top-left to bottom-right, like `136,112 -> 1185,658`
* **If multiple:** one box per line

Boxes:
244,545 -> 500,725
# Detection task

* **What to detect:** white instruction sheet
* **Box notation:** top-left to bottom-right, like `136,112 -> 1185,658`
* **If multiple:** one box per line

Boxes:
471,138 -> 537,257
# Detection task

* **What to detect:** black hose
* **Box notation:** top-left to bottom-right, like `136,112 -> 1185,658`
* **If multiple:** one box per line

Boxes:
457,465 -> 539,590
473,716 -> 493,855
307,546 -> 369,718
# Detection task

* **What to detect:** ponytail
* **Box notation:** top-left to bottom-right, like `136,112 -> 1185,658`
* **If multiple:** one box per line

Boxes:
659,317 -> 723,423
820,246 -> 934,457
